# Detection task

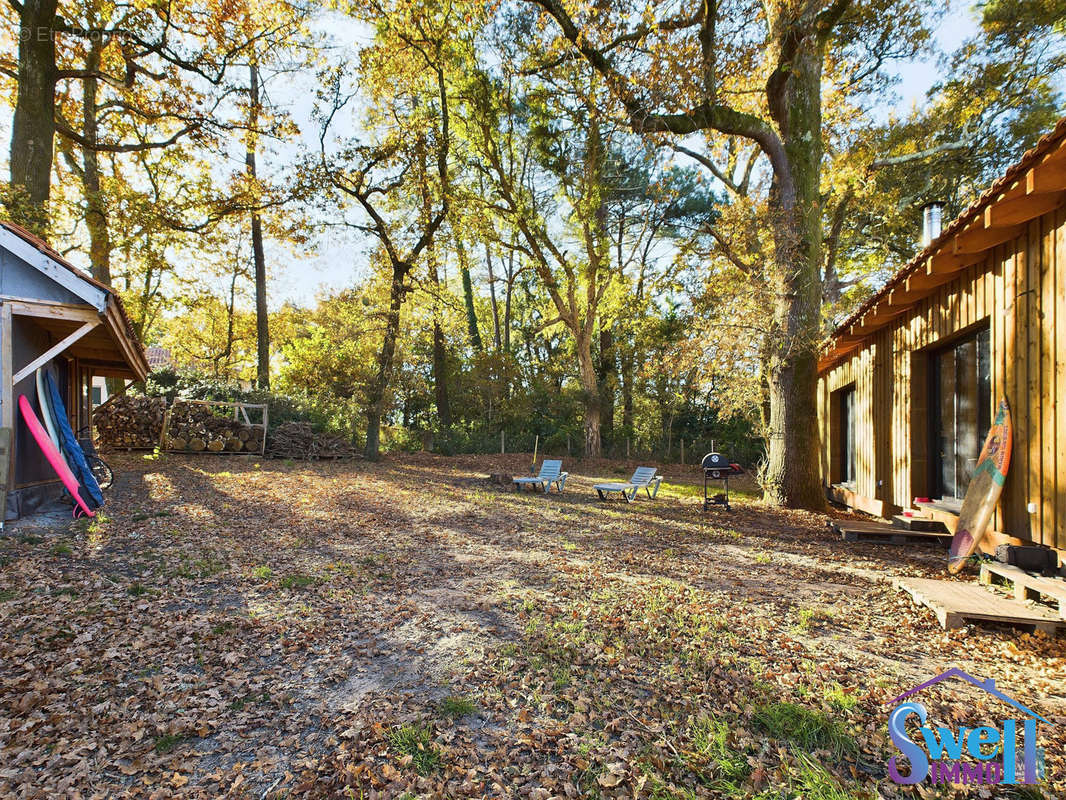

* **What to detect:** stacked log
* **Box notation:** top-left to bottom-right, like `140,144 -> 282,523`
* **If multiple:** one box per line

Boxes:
266,422 -> 357,460
95,396 -> 167,449
165,403 -> 265,454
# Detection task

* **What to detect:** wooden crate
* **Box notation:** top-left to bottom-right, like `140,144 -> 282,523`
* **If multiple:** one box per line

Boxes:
895,577 -> 1066,635
980,562 -> 1066,619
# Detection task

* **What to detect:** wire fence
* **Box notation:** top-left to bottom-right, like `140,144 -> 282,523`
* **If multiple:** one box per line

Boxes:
397,426 -> 765,470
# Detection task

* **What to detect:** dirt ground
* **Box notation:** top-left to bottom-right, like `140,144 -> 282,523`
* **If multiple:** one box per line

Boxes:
0,452 -> 1063,799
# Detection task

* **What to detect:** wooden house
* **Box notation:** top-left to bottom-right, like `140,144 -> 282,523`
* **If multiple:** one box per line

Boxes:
0,221 -> 148,519
818,119 -> 1066,557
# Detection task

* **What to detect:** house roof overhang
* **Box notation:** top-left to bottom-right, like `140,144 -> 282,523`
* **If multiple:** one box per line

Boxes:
818,117 -> 1066,375
0,221 -> 149,381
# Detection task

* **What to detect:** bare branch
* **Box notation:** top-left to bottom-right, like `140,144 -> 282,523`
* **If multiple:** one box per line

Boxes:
868,140 -> 970,169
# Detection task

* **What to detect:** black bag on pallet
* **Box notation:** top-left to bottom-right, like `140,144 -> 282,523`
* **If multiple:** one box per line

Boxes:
994,545 -> 1059,577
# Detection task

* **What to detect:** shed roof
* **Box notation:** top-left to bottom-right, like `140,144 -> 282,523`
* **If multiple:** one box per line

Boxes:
0,221 -> 149,380
819,117 -> 1066,374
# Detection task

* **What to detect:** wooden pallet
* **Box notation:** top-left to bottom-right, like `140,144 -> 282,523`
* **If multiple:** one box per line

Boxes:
891,514 -> 947,532
895,577 -> 1066,635
980,562 -> 1066,619
832,519 -> 950,546
913,501 -> 960,534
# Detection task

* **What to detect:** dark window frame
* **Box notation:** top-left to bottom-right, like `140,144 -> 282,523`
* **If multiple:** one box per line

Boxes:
838,383 -> 857,487
928,322 -> 991,500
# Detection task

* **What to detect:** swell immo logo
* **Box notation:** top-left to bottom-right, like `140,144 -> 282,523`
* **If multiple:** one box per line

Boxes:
886,668 -> 1048,786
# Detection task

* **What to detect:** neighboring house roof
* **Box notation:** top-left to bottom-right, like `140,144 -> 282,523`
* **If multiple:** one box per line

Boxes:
0,220 -> 149,379
886,667 -> 1051,725
820,116 -> 1066,373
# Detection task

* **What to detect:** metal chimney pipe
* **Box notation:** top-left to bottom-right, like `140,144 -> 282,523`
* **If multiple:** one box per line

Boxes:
921,202 -> 944,247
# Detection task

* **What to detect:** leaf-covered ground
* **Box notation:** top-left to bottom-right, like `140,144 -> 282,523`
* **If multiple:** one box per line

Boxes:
0,453 -> 1063,799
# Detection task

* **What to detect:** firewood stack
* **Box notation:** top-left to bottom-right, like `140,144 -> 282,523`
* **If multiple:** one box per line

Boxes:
266,422 -> 357,460
166,403 -> 265,454
95,396 -> 167,449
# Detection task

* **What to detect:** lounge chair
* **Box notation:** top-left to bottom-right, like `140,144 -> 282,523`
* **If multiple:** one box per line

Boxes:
594,466 -> 663,503
514,459 -> 568,493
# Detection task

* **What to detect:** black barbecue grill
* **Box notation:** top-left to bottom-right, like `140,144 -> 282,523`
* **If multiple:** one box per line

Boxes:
701,452 -> 743,510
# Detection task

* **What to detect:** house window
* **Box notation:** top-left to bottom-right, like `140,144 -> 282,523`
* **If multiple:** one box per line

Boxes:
931,325 -> 991,500
839,384 -> 856,486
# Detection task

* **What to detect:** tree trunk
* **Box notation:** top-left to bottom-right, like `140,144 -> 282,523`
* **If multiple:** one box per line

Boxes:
620,350 -> 634,439
426,246 -> 451,429
457,240 -> 482,350
761,29 -> 827,510
79,39 -> 111,284
485,241 -> 502,350
597,325 -> 615,453
503,248 -> 515,353
365,263 -> 407,460
9,0 -> 59,234
432,320 -> 451,428
247,64 -> 270,390
575,332 -> 601,458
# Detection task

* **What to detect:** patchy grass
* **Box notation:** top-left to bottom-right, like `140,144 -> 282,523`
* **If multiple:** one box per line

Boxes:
794,606 -> 835,633
787,753 -> 858,800
823,682 -> 858,712
0,589 -> 16,602
438,696 -> 476,718
386,723 -> 440,775
753,702 -> 856,758
279,572 -> 318,590
174,553 -> 226,579
153,733 -> 184,754
685,714 -> 750,789
250,565 -> 273,580
127,582 -> 148,597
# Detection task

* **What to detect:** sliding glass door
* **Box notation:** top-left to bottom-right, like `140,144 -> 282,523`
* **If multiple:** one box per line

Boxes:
840,385 -> 856,486
931,327 -> 991,500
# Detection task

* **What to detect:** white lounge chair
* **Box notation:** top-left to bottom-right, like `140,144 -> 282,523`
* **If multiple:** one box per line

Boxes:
514,459 -> 568,493
594,466 -> 663,503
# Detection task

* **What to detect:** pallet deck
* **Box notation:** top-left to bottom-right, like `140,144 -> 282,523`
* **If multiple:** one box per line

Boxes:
979,562 -> 1066,619
831,519 -> 950,546
895,577 -> 1066,635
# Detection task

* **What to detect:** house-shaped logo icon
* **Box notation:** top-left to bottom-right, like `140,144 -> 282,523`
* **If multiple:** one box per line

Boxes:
886,667 -> 1051,725
885,667 -> 1049,786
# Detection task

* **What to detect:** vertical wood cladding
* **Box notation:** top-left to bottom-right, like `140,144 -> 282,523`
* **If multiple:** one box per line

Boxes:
818,207 -> 1065,551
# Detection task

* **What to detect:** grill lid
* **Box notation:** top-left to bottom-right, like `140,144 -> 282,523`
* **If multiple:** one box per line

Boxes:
701,452 -> 730,470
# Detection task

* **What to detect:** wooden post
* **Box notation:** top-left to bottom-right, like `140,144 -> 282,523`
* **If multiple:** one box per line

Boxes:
260,404 -> 268,456
532,434 -> 538,473
0,427 -> 10,532
681,439 -> 685,466
1,303 -> 13,524
0,303 -> 12,430
500,430 -> 504,455
626,437 -> 630,459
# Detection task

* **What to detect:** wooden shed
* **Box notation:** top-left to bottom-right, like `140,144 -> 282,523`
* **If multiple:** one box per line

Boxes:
1,221 -> 148,519
818,118 -> 1066,558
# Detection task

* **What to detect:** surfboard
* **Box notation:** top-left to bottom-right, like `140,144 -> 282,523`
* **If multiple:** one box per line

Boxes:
947,398 -> 1012,574
36,367 -> 60,449
43,371 -> 104,510
18,395 -> 96,518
